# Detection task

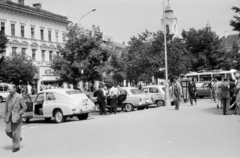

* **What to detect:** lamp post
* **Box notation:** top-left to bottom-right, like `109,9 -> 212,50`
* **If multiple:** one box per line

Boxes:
163,0 -> 170,106
79,9 -> 96,25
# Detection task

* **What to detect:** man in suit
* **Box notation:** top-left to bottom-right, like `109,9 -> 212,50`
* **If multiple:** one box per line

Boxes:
94,85 -> 106,115
221,78 -> 230,115
109,84 -> 119,114
188,78 -> 197,106
171,78 -> 182,110
4,84 -> 27,152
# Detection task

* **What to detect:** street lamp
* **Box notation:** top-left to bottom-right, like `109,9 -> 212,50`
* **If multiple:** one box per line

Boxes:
163,0 -> 170,106
79,9 -> 96,25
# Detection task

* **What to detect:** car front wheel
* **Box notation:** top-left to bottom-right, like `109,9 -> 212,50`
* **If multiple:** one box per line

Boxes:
156,100 -> 164,107
54,110 -> 65,123
125,103 -> 133,112
22,117 -> 30,123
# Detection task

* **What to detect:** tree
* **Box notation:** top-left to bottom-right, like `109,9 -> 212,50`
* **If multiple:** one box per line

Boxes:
0,30 -> 8,64
0,53 -> 37,85
51,24 -> 110,87
182,28 -> 225,71
230,6 -> 240,33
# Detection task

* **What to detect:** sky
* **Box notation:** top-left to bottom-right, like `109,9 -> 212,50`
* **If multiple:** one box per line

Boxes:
21,0 -> 240,44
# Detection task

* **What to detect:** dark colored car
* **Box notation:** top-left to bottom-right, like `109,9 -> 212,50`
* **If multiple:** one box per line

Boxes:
196,82 -> 210,98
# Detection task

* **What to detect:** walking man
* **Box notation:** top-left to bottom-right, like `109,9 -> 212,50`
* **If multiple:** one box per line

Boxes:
234,73 -> 240,115
229,78 -> 235,104
188,78 -> 197,106
118,86 -> 127,112
215,78 -> 223,109
109,84 -> 119,114
4,84 -> 27,152
172,78 -> 182,110
94,85 -> 106,115
221,78 -> 230,115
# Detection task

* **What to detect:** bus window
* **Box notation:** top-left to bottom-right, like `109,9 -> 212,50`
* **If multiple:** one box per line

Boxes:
199,74 -> 211,81
213,74 -> 225,81
186,75 -> 198,82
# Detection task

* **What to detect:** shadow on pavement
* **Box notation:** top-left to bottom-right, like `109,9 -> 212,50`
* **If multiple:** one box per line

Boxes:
202,107 -> 236,115
3,145 -> 13,151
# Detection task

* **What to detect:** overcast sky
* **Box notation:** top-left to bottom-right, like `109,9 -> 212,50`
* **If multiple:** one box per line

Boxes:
23,0 -> 239,43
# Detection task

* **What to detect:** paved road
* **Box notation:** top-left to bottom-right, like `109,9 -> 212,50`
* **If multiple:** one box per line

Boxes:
0,99 -> 239,158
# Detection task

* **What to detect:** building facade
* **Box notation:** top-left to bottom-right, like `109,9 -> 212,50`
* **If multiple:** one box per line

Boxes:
0,0 -> 69,93
161,2 -> 178,37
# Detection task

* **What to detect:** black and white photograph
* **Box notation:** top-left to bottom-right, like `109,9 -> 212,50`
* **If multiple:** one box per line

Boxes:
0,0 -> 240,157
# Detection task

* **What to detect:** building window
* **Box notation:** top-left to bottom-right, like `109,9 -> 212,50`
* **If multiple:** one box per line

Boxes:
31,27 -> 35,39
40,29 -> 44,40
32,49 -> 36,61
49,51 -> 53,61
21,25 -> 25,37
56,32 -> 59,42
21,48 -> 26,56
12,47 -> 17,55
48,31 -> 51,41
41,50 -> 45,61
11,24 -> 15,36
1,22 -> 5,33
166,25 -> 170,34
62,32 -> 66,42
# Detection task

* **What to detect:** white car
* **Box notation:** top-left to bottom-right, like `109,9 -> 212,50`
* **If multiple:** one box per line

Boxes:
0,83 -> 9,102
142,85 -> 166,106
22,89 -> 96,123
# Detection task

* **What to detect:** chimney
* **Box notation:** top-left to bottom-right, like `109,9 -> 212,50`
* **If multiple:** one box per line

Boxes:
18,0 -> 24,5
122,42 -> 125,45
33,3 -> 42,9
224,31 -> 228,38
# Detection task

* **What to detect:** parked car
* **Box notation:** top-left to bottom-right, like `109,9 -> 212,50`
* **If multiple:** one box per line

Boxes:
93,87 -> 153,112
142,85 -> 165,106
196,82 -> 210,98
22,89 -> 96,123
0,83 -> 9,102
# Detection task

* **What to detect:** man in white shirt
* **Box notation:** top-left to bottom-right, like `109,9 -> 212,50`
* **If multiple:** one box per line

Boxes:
109,84 -> 119,114
215,78 -> 223,109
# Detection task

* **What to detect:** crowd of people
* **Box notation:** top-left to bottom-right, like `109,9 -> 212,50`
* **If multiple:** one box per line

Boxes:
208,73 -> 240,115
93,84 -> 127,115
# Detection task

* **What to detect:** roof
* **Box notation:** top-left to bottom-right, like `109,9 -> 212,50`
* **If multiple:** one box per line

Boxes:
221,34 -> 240,49
143,85 -> 165,88
165,4 -> 173,12
206,21 -> 211,28
0,1 -> 70,24
41,89 -> 82,95
112,42 -> 126,49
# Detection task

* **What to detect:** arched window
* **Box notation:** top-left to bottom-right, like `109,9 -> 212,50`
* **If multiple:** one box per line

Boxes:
166,25 -> 170,34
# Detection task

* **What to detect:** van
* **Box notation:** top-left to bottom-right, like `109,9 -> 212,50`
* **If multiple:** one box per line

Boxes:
0,83 -> 9,102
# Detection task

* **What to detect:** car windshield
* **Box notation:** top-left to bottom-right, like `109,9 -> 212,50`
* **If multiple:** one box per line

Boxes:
130,89 -> 143,95
66,90 -> 82,95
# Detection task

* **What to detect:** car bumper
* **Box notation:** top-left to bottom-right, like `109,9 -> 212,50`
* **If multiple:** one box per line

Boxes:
137,100 -> 153,106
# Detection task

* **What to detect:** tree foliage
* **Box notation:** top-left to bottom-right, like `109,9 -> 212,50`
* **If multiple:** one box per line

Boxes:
230,6 -> 240,33
182,28 -> 225,71
0,53 -> 37,84
51,24 -> 110,86
0,30 -> 8,63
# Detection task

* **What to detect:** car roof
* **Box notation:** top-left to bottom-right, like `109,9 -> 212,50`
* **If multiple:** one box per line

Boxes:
122,87 -> 138,90
143,85 -> 165,88
40,89 -> 81,95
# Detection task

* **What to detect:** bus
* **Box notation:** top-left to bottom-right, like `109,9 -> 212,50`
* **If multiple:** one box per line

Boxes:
185,69 -> 238,82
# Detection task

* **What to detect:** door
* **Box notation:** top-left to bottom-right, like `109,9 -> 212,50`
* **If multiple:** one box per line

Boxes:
43,92 -> 56,117
149,87 -> 159,102
33,93 -> 45,117
22,94 -> 33,117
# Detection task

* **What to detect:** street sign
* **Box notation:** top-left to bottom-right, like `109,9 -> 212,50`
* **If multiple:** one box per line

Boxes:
159,68 -> 165,71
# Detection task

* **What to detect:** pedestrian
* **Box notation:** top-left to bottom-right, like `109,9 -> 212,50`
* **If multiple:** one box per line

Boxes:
188,78 -> 197,106
94,85 -> 106,115
27,83 -> 32,95
234,72 -> 240,115
118,86 -> 127,112
229,78 -> 235,104
171,78 -> 182,110
4,84 -> 27,152
215,78 -> 223,109
109,84 -> 119,114
221,78 -> 230,115
212,79 -> 216,102
139,84 -> 142,90
207,79 -> 213,100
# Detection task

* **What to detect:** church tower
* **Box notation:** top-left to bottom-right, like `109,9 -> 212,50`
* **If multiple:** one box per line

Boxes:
161,0 -> 178,37
206,21 -> 211,32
